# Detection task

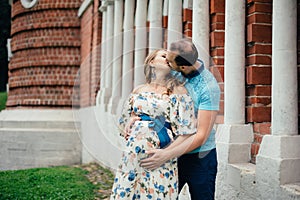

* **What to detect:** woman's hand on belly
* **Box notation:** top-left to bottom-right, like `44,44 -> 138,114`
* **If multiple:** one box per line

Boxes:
124,115 -> 141,140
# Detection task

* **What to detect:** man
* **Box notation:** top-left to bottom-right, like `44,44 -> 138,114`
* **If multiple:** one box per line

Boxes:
140,38 -> 220,200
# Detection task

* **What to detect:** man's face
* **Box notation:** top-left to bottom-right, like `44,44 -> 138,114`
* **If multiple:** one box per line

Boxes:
166,51 -> 181,72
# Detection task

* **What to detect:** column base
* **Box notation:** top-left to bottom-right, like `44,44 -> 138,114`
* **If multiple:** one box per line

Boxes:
255,135 -> 300,199
256,135 -> 300,185
215,124 -> 255,199
115,97 -> 127,116
96,88 -> 112,111
107,96 -> 122,115
216,124 -> 253,163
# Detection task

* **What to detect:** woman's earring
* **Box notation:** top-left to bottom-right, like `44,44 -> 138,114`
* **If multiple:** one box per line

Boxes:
150,66 -> 156,80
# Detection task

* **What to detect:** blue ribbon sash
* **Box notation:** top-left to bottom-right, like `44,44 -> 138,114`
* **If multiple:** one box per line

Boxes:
139,114 -> 171,148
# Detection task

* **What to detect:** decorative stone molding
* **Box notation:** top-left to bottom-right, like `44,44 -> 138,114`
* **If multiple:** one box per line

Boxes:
7,39 -> 12,61
78,0 -> 94,17
20,0 -> 39,9
99,0 -> 114,12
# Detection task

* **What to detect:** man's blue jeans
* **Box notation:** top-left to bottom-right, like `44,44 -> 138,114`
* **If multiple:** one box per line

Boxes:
178,148 -> 217,200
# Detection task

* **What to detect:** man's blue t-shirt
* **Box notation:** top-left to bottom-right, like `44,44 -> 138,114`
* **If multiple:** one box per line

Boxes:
173,61 -> 221,153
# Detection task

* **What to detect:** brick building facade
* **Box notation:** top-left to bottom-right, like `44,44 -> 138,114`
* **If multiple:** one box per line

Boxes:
7,0 -> 81,108
1,0 -> 300,199
78,0 -> 296,163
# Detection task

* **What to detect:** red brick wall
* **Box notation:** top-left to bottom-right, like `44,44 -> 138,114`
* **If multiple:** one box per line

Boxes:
90,0 -> 101,106
80,5 -> 93,107
163,15 -> 168,49
246,0 -> 272,163
183,9 -> 192,38
79,0 -> 101,108
7,0 -> 81,108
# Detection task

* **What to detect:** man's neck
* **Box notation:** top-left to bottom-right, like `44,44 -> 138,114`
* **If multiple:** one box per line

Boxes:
194,61 -> 201,70
183,61 -> 201,76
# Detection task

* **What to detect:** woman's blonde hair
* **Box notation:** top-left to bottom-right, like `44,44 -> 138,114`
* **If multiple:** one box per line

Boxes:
144,49 -> 185,94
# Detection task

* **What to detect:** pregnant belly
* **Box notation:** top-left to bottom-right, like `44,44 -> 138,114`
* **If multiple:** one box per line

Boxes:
126,121 -> 160,150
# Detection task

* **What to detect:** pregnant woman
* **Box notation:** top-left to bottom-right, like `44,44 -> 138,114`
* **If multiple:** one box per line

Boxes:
110,49 -> 196,200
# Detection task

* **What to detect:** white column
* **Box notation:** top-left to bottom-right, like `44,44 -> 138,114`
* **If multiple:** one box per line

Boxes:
224,0 -> 245,124
271,0 -> 297,136
100,9 -> 107,91
108,0 -> 124,114
96,4 -> 107,105
220,0 -> 251,159
121,0 -> 135,98
105,2 -> 114,89
167,0 -> 182,45
98,1 -> 114,109
183,0 -> 192,9
216,2 -> 253,198
134,0 -> 148,87
192,0 -> 210,68
256,0 -> 300,193
163,0 -> 168,17
148,0 -> 163,50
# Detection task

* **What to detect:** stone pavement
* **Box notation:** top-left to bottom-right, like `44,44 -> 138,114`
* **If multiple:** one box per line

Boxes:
76,162 -> 114,200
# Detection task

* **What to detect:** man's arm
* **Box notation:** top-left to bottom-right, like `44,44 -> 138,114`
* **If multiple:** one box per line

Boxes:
183,109 -> 218,153
140,109 -> 218,170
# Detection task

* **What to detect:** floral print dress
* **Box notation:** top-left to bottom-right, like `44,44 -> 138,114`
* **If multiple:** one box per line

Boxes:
110,92 -> 196,200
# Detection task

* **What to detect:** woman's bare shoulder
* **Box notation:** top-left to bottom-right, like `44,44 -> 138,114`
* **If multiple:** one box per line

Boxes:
173,86 -> 188,94
132,84 -> 148,94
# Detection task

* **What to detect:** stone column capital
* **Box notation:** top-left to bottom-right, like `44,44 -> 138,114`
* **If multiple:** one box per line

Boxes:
99,5 -> 107,12
99,0 -> 114,12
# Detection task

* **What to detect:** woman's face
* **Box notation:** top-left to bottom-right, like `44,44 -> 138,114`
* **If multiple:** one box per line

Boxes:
150,50 -> 171,74
166,51 -> 181,72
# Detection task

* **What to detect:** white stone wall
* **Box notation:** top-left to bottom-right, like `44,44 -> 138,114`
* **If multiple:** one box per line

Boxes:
0,110 -> 81,170
78,106 -> 122,170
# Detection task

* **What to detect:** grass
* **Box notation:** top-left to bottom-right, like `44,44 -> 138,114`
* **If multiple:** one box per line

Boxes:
0,92 -> 7,111
0,166 -> 97,200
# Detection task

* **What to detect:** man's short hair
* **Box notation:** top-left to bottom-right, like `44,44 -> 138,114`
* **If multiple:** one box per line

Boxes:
169,38 -> 198,66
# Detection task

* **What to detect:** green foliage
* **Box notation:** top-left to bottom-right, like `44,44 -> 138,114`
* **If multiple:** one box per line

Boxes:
0,92 -> 7,111
0,166 -> 96,200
